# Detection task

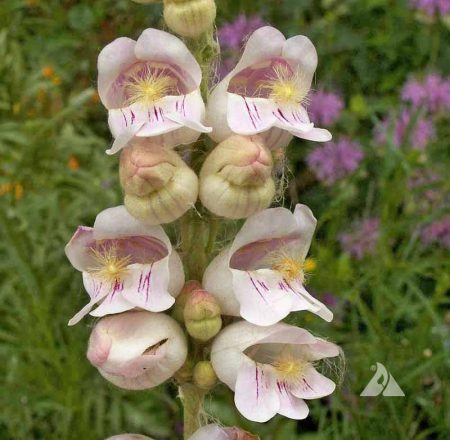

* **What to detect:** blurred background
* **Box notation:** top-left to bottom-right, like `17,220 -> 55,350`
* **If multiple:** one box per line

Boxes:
0,0 -> 449,439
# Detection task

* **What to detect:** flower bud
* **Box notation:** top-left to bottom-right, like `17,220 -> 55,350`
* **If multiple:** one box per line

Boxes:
120,139 -> 198,225
193,360 -> 217,390
171,280 -> 202,323
87,311 -> 187,390
184,289 -> 222,341
163,0 -> 216,38
199,135 -> 275,219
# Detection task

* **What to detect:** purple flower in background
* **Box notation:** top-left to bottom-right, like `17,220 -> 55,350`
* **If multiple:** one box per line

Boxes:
339,218 -> 380,259
306,138 -> 364,185
421,215 -> 450,249
308,90 -> 344,125
218,15 -> 266,50
410,0 -> 450,16
402,74 -> 450,113
408,170 -> 443,208
375,110 -> 435,150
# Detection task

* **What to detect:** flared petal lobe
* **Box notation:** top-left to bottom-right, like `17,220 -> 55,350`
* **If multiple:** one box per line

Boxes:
206,26 -> 331,148
65,206 -> 184,325
97,28 -> 210,153
203,204 -> 332,326
211,321 -> 340,422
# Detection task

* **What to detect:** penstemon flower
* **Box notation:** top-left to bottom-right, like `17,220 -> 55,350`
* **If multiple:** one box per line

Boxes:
65,206 -> 184,325
203,204 -> 332,326
206,26 -> 332,149
108,424 -> 258,440
211,321 -> 340,422
87,311 -> 187,390
97,28 -> 211,155
66,4 -> 342,438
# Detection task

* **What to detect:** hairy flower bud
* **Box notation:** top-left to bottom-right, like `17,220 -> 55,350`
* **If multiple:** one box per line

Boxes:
172,280 -> 202,323
163,0 -> 216,38
199,135 -> 275,219
184,289 -> 222,341
120,139 -> 198,225
193,360 -> 217,390
87,311 -> 187,390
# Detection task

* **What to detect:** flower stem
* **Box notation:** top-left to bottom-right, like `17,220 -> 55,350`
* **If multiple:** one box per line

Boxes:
179,383 -> 206,439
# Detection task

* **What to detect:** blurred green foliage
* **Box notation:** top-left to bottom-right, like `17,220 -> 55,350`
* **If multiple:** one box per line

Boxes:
0,0 -> 449,439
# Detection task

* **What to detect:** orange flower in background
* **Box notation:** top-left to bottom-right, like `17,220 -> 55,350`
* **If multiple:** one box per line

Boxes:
41,66 -> 55,79
0,183 -> 13,196
15,184 -> 24,200
67,156 -> 80,170
0,182 -> 24,200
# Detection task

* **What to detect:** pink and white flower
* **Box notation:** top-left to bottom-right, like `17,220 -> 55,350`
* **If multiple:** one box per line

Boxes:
106,424 -> 258,440
98,28 -> 211,155
203,204 -> 332,326
87,311 -> 187,390
206,26 -> 331,149
211,321 -> 340,423
65,206 -> 184,325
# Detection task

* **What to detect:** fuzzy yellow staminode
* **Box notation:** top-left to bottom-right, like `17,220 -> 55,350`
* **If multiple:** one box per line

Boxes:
271,255 -> 305,282
272,350 -> 309,385
259,63 -> 309,106
124,68 -> 178,106
89,244 -> 132,282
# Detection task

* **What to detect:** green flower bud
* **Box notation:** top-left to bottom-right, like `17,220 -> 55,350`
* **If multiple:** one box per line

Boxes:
199,135 -> 275,219
163,0 -> 216,38
192,361 -> 217,390
171,280 -> 202,323
120,139 -> 198,226
184,289 -> 222,341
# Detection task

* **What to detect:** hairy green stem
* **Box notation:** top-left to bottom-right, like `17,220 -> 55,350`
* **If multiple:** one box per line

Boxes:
177,23 -> 219,439
179,384 -> 206,439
